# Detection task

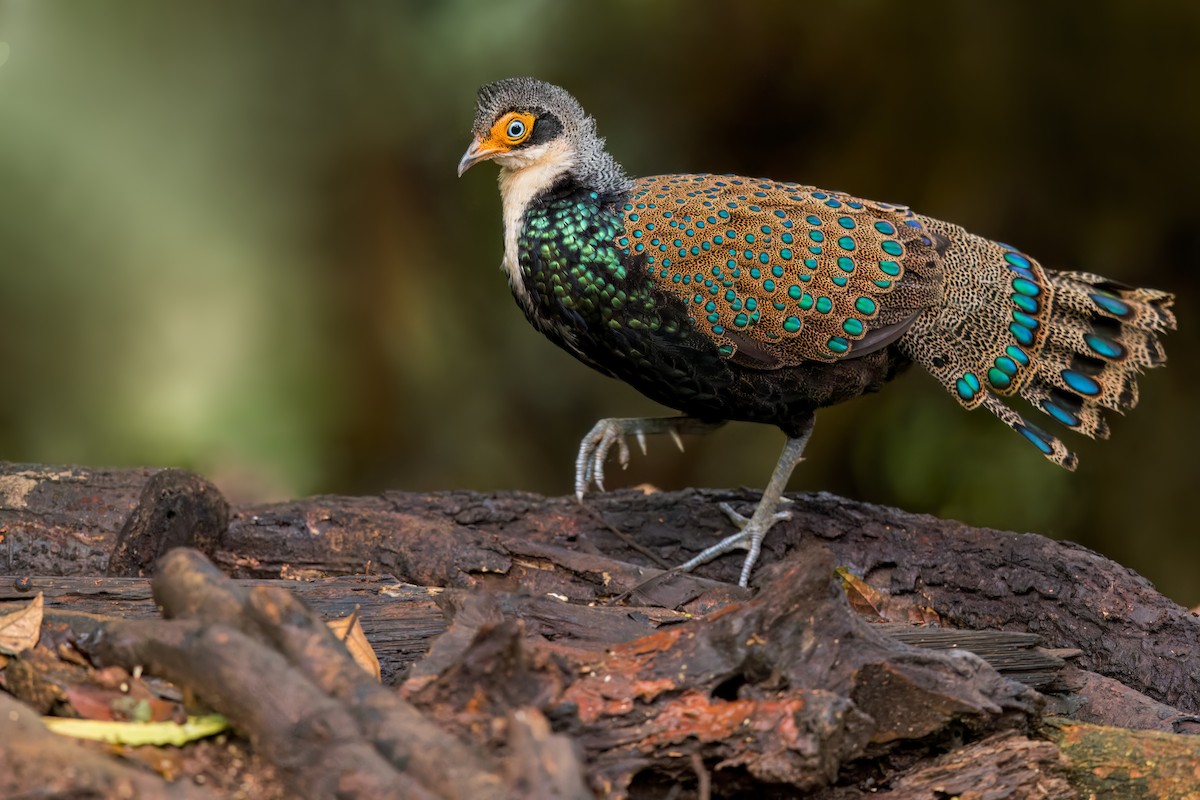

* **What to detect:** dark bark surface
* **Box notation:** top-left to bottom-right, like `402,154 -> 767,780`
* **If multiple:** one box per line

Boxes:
1,461 -> 1198,798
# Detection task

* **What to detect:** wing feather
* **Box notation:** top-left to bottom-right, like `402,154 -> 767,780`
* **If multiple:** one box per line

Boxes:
617,174 -> 942,366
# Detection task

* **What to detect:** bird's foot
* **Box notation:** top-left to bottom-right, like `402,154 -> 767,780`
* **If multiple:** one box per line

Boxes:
573,416 -> 720,499
674,500 -> 793,588
718,500 -> 792,529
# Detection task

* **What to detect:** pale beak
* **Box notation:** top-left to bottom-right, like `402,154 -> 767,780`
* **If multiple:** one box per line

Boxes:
457,137 -> 504,177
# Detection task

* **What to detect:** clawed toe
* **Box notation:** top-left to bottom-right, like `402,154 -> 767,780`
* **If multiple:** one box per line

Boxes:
719,501 -> 790,528
574,416 -> 715,500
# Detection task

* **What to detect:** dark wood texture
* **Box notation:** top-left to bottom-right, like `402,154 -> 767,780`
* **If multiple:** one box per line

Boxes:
2,461 -> 1199,798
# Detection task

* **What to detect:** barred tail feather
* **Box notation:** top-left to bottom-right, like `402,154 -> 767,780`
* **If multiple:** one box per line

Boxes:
901,221 -> 1176,469
979,392 -> 1079,469
1012,271 -> 1174,452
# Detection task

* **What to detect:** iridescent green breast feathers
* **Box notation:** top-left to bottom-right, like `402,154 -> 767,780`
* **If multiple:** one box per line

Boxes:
460,77 -> 1176,585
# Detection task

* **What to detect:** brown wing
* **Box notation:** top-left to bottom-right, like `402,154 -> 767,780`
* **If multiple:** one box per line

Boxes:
618,174 -> 943,367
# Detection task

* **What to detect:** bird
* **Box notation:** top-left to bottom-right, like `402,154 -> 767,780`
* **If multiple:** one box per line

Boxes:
457,77 -> 1176,587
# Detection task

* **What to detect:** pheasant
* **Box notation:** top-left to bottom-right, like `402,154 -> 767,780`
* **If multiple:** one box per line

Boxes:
458,77 -> 1176,587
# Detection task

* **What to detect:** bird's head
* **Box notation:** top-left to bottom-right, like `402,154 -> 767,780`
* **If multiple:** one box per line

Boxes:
458,78 -> 627,192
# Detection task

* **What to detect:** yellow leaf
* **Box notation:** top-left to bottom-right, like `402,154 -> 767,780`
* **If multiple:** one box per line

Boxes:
42,714 -> 229,746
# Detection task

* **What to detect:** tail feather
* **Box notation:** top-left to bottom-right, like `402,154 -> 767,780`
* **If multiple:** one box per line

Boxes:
899,219 -> 1175,468
979,392 -> 1078,469
1027,341 -> 1138,414
1047,270 -> 1176,334
1019,380 -> 1111,440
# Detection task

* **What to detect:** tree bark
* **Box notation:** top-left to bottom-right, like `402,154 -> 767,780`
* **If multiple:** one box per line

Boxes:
1,461 -> 1198,798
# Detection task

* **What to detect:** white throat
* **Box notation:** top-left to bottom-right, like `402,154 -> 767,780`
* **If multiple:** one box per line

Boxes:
496,138 -> 577,308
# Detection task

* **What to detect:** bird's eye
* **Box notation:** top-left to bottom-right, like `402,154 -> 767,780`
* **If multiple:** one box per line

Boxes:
490,111 -> 534,147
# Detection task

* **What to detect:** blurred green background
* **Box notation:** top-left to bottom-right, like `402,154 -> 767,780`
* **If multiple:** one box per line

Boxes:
1,2 -> 1197,602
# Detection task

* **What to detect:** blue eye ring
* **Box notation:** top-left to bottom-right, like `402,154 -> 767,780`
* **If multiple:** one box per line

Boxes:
506,119 -> 526,139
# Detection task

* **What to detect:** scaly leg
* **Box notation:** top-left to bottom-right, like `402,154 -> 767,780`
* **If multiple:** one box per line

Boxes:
574,416 -> 725,499
675,416 -> 816,587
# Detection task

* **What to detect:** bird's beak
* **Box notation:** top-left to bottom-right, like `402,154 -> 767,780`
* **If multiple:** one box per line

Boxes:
457,137 -> 505,177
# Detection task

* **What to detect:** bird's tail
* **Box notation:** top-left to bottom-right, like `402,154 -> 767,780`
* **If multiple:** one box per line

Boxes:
899,221 -> 1176,469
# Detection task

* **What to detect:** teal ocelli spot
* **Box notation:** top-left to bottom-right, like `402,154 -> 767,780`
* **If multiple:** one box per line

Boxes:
1018,425 -> 1054,455
827,336 -> 849,353
843,318 -> 864,336
1012,310 -> 1039,329
873,221 -> 896,235
1004,251 -> 1032,270
838,236 -> 855,251
855,296 -> 877,315
1044,402 -> 1080,428
1061,369 -> 1101,396
1010,323 -> 1035,346
987,367 -> 1011,389
881,240 -> 903,256
815,296 -> 833,313
1084,333 -> 1125,359
879,260 -> 901,276
1091,293 -> 1131,317
837,256 -> 855,272
783,316 -> 801,333
1006,345 -> 1030,366
1012,294 -> 1039,314
1012,277 -> 1040,297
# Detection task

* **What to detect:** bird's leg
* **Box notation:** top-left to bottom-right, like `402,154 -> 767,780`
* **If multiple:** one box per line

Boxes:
574,416 -> 725,499
675,416 -> 815,587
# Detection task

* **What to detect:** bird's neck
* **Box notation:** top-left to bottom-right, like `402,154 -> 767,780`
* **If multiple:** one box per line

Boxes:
497,140 -> 630,307
498,157 -> 578,306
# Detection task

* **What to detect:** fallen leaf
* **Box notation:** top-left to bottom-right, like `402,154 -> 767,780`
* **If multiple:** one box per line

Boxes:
327,608 -> 381,682
836,567 -> 885,620
42,713 -> 229,746
0,593 -> 43,655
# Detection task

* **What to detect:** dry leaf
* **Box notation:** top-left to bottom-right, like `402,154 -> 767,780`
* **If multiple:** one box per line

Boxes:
835,567 -> 885,620
0,592 -> 43,655
327,609 -> 381,682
